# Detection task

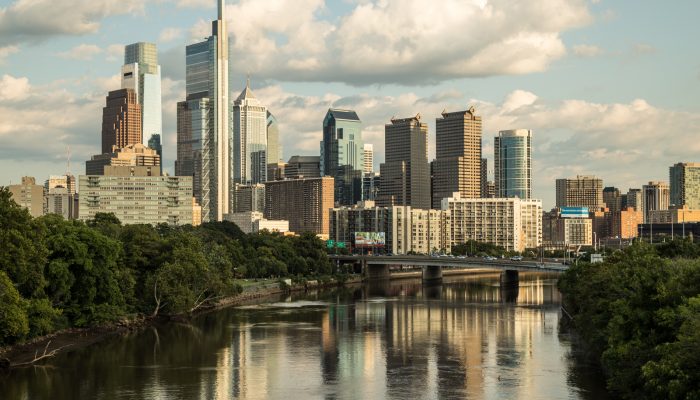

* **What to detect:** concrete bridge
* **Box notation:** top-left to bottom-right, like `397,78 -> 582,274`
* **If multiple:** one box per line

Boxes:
329,254 -> 568,285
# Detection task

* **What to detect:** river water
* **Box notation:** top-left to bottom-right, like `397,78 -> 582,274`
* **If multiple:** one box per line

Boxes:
1,272 -> 610,400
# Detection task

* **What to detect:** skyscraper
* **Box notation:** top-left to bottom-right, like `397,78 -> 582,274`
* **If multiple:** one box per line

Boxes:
148,134 -> 162,174
101,88 -> 142,154
642,181 -> 670,223
377,114 -> 430,209
431,107 -> 482,208
363,143 -> 374,174
603,186 -> 622,213
556,175 -> 604,210
266,111 -> 281,165
494,129 -> 532,199
320,109 -> 364,206
175,0 -> 229,222
121,42 -> 162,143
480,158 -> 488,198
233,80 -> 267,185
669,162 -> 700,209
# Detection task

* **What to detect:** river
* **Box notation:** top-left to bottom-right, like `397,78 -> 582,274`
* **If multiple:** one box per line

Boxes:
0,272 -> 610,400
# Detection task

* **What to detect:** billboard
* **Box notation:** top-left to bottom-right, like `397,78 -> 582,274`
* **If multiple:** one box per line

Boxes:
561,207 -> 589,218
354,232 -> 386,248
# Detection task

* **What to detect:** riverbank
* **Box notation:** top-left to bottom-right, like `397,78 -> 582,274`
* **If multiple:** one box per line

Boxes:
0,276 -> 363,368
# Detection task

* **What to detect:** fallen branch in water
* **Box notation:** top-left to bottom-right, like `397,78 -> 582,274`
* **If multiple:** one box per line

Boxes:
10,341 -> 73,367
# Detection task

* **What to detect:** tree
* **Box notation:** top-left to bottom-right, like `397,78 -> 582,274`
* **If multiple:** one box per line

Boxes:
0,270 -> 29,345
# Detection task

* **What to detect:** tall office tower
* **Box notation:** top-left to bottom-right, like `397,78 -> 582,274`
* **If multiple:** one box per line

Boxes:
45,174 -> 76,195
320,109 -> 364,206
670,162 -> 700,208
233,80 -> 268,185
555,175 -> 604,210
285,156 -> 321,179
101,89 -> 142,154
175,0 -> 230,222
232,183 -> 265,213
431,107 -> 482,209
625,188 -> 643,211
8,176 -> 45,217
603,186 -> 622,213
267,111 -> 281,165
363,143 -> 374,174
480,158 -> 488,198
147,134 -> 162,174
494,129 -> 532,199
377,114 -> 430,209
642,181 -> 670,223
121,42 -> 162,143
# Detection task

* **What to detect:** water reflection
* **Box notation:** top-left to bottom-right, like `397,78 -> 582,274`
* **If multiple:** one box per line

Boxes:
0,273 -> 606,400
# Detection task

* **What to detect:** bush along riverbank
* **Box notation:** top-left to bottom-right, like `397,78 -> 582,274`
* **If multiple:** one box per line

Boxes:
558,241 -> 700,399
0,187 -> 352,367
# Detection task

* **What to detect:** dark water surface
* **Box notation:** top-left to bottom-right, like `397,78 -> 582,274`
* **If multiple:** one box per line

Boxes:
0,273 -> 610,399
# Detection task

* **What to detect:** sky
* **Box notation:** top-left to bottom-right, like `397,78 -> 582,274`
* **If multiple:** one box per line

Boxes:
1,0 -> 699,209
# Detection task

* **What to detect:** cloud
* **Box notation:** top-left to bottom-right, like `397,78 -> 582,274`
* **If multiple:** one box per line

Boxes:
217,0 -> 592,85
176,0 -> 214,8
56,44 -> 103,60
106,44 -> 123,62
0,0 -> 146,47
633,43 -> 656,55
0,74 -> 31,101
572,44 -> 603,57
0,45 -> 19,63
159,28 -> 183,43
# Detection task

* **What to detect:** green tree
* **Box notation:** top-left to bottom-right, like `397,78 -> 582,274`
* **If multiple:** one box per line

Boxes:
0,270 -> 29,345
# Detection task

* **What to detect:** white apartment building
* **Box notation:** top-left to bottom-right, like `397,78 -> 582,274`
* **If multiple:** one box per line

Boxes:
225,211 -> 289,234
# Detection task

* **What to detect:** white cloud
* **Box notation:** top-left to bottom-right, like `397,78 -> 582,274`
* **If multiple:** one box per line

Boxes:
0,45 -> 19,63
106,44 -> 123,62
56,44 -> 103,60
218,0 -> 593,85
0,0 -> 146,47
176,0 -> 214,8
633,43 -> 656,55
0,74 -> 31,102
573,44 -> 603,57
159,27 -> 183,43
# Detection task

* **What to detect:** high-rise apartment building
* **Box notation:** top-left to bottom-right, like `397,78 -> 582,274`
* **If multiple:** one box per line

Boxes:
79,167 -> 193,225
232,183 -> 265,213
285,156 -> 321,179
121,42 -> 162,143
480,158 -> 488,198
431,107 -> 482,208
495,129 -> 532,199
377,115 -> 430,209
101,88 -> 142,154
264,177 -> 334,236
320,109 -> 364,206
233,81 -> 268,185
642,181 -> 670,223
86,143 -> 161,175
175,0 -> 230,222
555,175 -> 604,210
624,188 -> 643,211
670,162 -> 700,209
363,143 -> 374,174
45,174 -> 76,195
8,176 -> 45,217
46,187 -> 75,220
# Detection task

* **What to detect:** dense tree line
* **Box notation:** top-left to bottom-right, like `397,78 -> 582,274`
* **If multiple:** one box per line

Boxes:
558,240 -> 700,399
0,188 -> 332,346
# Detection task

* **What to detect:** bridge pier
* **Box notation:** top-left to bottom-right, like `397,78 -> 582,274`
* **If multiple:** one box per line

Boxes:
500,269 -> 520,302
365,263 -> 390,280
422,265 -> 443,283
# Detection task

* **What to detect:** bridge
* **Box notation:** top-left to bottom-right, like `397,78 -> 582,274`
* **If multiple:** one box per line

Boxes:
329,254 -> 568,285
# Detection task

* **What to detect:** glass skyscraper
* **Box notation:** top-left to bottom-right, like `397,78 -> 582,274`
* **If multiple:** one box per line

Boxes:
320,108 -> 364,206
233,81 -> 268,185
175,0 -> 229,222
494,129 -> 532,199
121,42 -> 162,144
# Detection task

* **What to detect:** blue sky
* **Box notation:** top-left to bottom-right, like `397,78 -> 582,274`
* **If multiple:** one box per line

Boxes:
1,0 -> 699,208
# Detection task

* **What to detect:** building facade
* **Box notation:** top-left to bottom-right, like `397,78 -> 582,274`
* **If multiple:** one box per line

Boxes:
86,143 -> 160,175
284,156 -> 321,179
320,109 -> 364,206
225,211 -> 289,234
232,183 -> 265,213
175,0 -> 230,222
555,175 -> 604,210
670,162 -> 700,209
266,111 -> 281,165
264,177 -> 334,236
233,81 -> 268,185
78,170 -> 193,225
121,42 -> 162,144
378,115 -> 430,209
494,129 -> 532,199
603,186 -> 622,213
431,107 -> 482,208
363,143 -> 374,174
642,181 -> 670,223
101,88 -> 142,154
8,176 -> 45,217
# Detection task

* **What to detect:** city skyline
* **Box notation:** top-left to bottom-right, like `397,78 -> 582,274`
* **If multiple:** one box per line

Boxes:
1,1 -> 700,208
